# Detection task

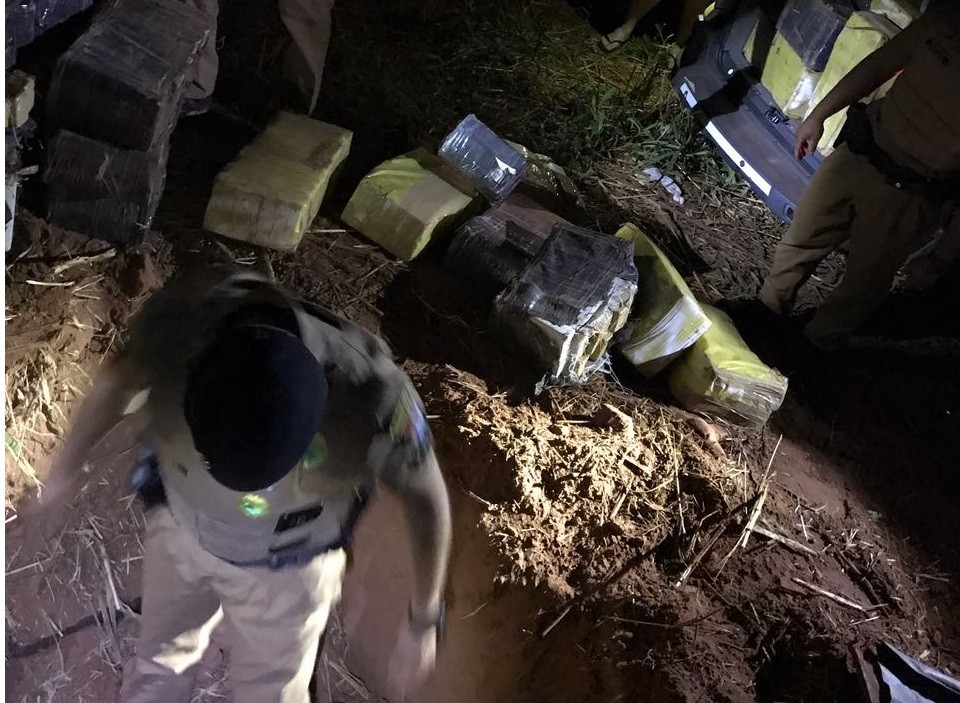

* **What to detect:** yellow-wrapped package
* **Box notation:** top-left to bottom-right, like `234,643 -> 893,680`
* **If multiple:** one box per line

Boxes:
204,112 -> 352,252
809,11 -> 900,154
342,148 -> 481,261
614,224 -> 711,377
761,32 -> 821,119
668,305 -> 788,427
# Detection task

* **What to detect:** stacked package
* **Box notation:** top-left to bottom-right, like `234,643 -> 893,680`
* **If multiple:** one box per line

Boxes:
668,305 -> 788,427
44,131 -> 169,243
761,0 -> 854,118
439,114 -> 527,202
444,193 -> 569,297
5,0 -> 94,66
6,71 -> 35,129
44,0 -> 211,244
869,0 -> 919,29
505,140 -> 584,218
492,224 -> 638,384
342,148 -> 480,261
614,224 -> 712,377
204,112 -> 352,252
806,11 -> 900,154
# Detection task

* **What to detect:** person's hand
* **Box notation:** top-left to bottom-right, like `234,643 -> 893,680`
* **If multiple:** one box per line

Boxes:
903,253 -> 952,290
794,116 -> 824,160
385,621 -> 438,700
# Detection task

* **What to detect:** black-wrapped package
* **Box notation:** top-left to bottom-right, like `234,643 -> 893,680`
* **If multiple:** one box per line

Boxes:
45,130 -> 168,202
6,0 -> 37,50
44,130 -> 168,245
48,0 -> 212,150
444,193 -> 569,298
491,224 -> 639,383
35,0 -> 93,33
777,0 -> 855,71
47,188 -> 161,246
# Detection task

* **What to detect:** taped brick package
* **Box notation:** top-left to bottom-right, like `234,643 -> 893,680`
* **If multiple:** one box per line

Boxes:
439,114 -> 527,202
776,0 -> 855,72
443,192 -> 569,297
47,0 -> 212,151
504,140 -> 584,218
668,305 -> 788,428
44,130 -> 169,245
869,0 -> 920,29
614,223 -> 711,377
342,148 -> 480,261
761,32 -> 823,118
204,112 -> 353,252
808,11 -> 900,154
492,224 -> 638,385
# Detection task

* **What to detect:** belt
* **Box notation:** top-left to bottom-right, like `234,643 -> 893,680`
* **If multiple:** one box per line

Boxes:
226,489 -> 371,571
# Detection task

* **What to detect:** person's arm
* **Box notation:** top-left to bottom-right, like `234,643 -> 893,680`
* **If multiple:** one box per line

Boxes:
37,354 -> 145,509
794,19 -> 925,159
390,451 -> 452,626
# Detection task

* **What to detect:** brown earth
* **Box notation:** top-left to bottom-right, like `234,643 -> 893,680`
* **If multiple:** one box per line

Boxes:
6,0 -> 960,701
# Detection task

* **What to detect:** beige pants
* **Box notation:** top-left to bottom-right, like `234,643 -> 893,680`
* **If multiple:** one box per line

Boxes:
760,144 -> 937,345
182,0 -> 335,110
120,507 -> 347,703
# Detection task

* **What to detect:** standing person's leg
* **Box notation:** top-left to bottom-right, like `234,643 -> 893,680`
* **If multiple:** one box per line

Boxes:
120,508 -> 223,703
600,0 -> 662,52
183,0 -> 220,104
214,548 -> 348,703
804,184 -> 936,347
759,145 -> 864,314
279,0 -> 336,114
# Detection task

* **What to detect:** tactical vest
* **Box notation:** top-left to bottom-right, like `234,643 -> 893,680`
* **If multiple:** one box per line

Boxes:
141,270 -> 402,568
871,6 -> 960,178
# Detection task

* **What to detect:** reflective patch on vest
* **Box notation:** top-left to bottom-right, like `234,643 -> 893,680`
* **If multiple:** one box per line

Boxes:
303,433 -> 328,470
388,388 -> 431,467
239,493 -> 271,519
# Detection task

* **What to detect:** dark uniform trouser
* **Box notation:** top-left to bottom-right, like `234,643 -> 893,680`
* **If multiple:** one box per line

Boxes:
760,144 -> 938,345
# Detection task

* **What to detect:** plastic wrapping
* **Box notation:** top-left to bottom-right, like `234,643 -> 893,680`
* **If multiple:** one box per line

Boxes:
6,71 -> 35,129
44,131 -> 168,245
204,112 -> 352,252
668,305 -> 788,427
439,114 -> 527,202
35,0 -> 93,32
504,140 -> 583,217
492,224 -> 638,384
761,32 -> 821,119
776,0 -> 855,71
6,0 -> 36,50
342,148 -> 480,261
808,11 -> 900,154
6,178 -> 17,252
47,0 -> 212,150
869,0 -> 919,29
614,224 -> 711,377
444,193 -> 569,297
44,130 -> 168,202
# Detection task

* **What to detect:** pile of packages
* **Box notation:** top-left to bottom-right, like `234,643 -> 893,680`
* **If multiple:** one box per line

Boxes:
6,69 -> 35,251
752,0 -> 917,153
337,114 -> 786,424
41,0 -> 212,245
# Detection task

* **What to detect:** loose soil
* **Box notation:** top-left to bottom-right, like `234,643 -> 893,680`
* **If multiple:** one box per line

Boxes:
6,1 -> 960,702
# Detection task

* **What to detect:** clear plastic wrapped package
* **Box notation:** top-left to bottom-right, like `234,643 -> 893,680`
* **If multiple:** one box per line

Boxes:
47,0 -> 212,150
776,0 -> 855,71
668,305 -> 788,428
614,224 -> 711,377
492,224 -> 638,384
439,114 -> 527,202
6,0 -> 36,52
504,140 -> 583,216
444,193 -> 568,297
342,148 -> 480,261
35,0 -> 93,33
44,130 -> 168,245
869,0 -> 919,29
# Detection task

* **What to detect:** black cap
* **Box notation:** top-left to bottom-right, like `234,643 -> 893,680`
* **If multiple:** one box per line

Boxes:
184,323 -> 328,492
